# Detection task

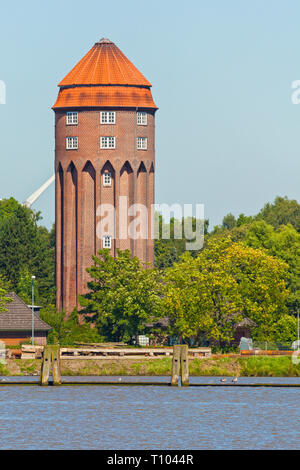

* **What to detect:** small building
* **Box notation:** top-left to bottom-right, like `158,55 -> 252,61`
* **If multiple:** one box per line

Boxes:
233,318 -> 257,346
0,292 -> 51,346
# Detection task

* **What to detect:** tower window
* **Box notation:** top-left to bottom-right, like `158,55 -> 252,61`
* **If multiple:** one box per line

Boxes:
103,172 -> 112,187
103,235 -> 112,249
66,112 -> 78,125
101,112 -> 116,124
66,137 -> 78,149
137,137 -> 147,150
100,136 -> 116,149
137,112 -> 147,126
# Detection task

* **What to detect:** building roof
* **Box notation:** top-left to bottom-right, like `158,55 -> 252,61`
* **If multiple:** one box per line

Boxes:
235,318 -> 257,328
0,293 -> 51,332
58,38 -> 152,87
53,85 -> 156,109
53,38 -> 157,110
145,317 -> 170,329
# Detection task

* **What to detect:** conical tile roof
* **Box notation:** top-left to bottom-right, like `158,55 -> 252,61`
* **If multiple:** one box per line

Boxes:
58,38 -> 152,87
53,39 -> 157,109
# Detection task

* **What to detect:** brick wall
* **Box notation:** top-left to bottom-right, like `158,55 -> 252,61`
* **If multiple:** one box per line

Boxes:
55,108 -> 156,313
0,331 -> 48,346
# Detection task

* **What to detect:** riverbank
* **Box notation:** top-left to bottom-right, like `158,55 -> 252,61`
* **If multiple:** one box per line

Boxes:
1,356 -> 300,377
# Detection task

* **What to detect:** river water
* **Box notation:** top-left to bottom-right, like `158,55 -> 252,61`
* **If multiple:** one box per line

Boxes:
0,376 -> 299,449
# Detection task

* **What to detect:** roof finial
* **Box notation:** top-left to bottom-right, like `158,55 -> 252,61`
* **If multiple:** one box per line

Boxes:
96,38 -> 113,44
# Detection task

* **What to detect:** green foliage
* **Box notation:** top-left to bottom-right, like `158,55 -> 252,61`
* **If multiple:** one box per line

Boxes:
154,215 -> 208,270
245,221 -> 300,312
0,199 -> 55,306
40,306 -> 102,346
272,314 -> 297,343
80,249 -> 163,342
0,276 -> 12,313
222,213 -> 236,230
256,196 -> 300,231
163,238 -> 289,344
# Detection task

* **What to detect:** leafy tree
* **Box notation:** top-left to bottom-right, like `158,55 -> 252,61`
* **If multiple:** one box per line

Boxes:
245,221 -> 300,312
40,306 -> 102,345
155,216 -> 208,270
222,213 -> 236,230
0,199 -> 55,306
0,277 -> 12,313
236,213 -> 253,227
16,269 -> 38,305
272,314 -> 298,344
80,249 -> 162,342
256,196 -> 300,231
163,238 -> 289,345
0,197 -> 20,220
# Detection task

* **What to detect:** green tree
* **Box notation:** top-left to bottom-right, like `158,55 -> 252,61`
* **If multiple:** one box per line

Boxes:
164,238 -> 289,344
80,249 -> 162,342
245,221 -> 300,312
155,215 -> 209,270
40,306 -> 102,345
0,276 -> 12,312
273,314 -> 297,344
222,213 -> 236,230
256,196 -> 300,231
0,199 -> 55,305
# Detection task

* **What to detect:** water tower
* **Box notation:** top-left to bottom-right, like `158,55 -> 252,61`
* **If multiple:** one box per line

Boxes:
52,38 -> 158,312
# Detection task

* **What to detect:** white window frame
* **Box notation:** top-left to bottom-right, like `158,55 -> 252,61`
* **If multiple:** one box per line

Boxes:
137,112 -> 147,126
137,137 -> 148,150
66,136 -> 78,150
101,111 -> 116,124
103,171 -> 112,187
66,112 -> 78,125
100,136 -> 116,149
103,235 -> 112,249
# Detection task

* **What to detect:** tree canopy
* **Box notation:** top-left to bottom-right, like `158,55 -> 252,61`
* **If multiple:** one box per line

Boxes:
80,249 -> 163,342
163,238 -> 289,344
0,198 -> 55,305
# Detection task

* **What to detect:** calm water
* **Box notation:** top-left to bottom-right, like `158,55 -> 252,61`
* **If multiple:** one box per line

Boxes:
1,376 -> 300,450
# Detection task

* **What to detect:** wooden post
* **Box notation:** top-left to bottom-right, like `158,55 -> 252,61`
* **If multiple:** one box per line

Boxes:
181,345 -> 189,386
171,345 -> 181,386
40,345 -> 61,386
52,345 -> 61,386
40,345 -> 51,386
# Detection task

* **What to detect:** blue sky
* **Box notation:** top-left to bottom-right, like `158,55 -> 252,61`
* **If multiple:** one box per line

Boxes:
0,0 -> 300,230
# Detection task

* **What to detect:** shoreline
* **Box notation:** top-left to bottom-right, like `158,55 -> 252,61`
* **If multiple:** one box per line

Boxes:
1,355 -> 300,378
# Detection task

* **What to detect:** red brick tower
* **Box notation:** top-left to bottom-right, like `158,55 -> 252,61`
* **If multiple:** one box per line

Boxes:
53,38 -> 157,313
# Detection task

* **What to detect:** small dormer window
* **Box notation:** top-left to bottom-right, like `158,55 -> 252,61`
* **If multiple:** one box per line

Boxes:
66,112 -> 78,125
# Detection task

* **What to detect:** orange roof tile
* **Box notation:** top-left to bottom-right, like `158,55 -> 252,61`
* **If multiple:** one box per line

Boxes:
53,85 -> 157,109
58,38 -> 152,87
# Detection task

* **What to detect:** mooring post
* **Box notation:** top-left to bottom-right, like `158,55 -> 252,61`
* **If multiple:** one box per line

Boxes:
40,345 -> 51,386
52,345 -> 61,386
181,345 -> 189,386
40,345 -> 61,386
171,345 -> 181,386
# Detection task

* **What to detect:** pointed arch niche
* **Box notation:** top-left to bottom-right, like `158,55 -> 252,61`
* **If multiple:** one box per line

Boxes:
80,161 -> 96,289
64,161 -> 78,310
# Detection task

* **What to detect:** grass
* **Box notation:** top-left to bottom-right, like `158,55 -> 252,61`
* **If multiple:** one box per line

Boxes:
2,356 -> 300,377
239,356 -> 300,377
0,362 -> 9,376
